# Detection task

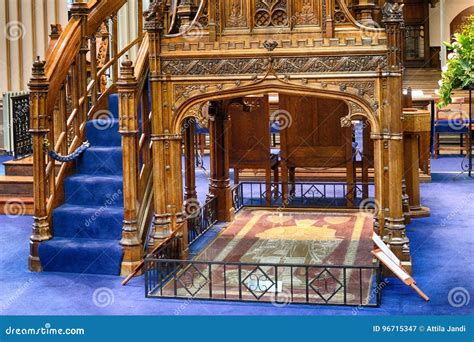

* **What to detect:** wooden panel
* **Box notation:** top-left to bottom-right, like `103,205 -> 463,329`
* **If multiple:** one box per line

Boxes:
223,0 -> 249,30
229,96 -> 271,168
279,95 -> 352,168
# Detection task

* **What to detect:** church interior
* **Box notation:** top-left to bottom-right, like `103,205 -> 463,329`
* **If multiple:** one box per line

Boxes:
0,0 -> 472,316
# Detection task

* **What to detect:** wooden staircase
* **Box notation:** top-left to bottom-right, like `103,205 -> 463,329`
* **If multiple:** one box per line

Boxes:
0,157 -> 34,215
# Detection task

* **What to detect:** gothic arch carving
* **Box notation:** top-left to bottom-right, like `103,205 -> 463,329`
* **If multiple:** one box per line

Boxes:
171,78 -> 381,135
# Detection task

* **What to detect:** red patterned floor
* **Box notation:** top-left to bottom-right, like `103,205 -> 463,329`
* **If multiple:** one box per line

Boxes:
161,209 -> 376,305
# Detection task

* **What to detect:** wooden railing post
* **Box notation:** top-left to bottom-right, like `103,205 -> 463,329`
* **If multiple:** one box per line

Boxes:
28,57 -> 51,272
118,56 -> 143,275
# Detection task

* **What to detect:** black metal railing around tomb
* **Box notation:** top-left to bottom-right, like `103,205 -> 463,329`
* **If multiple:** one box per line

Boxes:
145,259 -> 382,307
232,182 -> 375,212
187,197 -> 218,245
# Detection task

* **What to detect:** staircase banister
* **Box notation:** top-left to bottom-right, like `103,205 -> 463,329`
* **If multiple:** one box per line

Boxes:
44,0 -> 128,114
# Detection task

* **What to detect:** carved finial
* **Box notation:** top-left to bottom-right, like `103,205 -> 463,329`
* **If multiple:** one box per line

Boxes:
382,0 -> 404,23
144,0 -> 166,30
49,24 -> 62,39
263,40 -> 279,52
119,55 -> 135,80
32,56 -> 46,76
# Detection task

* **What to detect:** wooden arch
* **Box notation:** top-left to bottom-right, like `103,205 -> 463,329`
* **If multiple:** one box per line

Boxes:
172,79 -> 381,135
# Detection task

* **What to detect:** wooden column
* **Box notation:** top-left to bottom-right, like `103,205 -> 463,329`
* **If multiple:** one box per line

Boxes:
382,1 -> 412,272
403,109 -> 431,218
145,6 -> 185,249
372,136 -> 385,237
28,58 -> 51,272
184,118 -> 197,201
208,101 -> 234,222
117,57 -> 143,275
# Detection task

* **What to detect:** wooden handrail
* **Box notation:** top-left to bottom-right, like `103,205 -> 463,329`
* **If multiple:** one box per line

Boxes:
45,0 -> 128,114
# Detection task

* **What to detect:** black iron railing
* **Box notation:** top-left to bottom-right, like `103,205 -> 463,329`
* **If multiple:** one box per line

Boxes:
11,94 -> 32,158
232,182 -> 375,211
145,259 -> 382,307
187,197 -> 218,245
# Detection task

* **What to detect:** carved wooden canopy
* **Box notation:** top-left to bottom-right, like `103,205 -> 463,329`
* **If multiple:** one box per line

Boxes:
144,0 -> 404,134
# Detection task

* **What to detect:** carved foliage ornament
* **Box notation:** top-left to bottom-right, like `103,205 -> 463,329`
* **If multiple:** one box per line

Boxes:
381,0 -> 404,23
162,56 -> 387,76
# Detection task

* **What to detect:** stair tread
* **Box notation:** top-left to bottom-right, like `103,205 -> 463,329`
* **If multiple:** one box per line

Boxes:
0,176 -> 33,183
3,157 -> 33,165
55,203 -> 123,211
0,195 -> 33,201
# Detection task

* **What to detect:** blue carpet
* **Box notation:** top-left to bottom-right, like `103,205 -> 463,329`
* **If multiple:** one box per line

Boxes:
0,155 -> 13,176
38,94 -> 124,275
1,163 -> 473,315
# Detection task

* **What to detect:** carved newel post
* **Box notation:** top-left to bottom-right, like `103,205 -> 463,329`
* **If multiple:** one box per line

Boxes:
28,58 -> 52,272
208,101 -> 234,222
145,1 -> 186,249
382,0 -> 412,272
117,57 -> 143,275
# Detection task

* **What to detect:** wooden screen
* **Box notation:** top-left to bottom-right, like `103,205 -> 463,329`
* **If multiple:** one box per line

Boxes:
279,95 -> 353,169
228,96 -> 271,169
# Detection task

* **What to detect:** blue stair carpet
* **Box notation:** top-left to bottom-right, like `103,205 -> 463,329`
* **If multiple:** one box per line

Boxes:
39,94 -> 125,275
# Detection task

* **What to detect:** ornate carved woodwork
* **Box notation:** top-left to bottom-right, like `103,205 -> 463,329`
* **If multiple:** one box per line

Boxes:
254,0 -> 289,27
141,0 -> 414,271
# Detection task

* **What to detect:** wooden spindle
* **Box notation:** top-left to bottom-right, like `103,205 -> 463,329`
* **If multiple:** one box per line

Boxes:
111,14 -> 119,84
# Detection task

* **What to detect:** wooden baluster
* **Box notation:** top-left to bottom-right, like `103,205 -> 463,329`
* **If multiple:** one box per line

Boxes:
71,60 -> 80,143
70,0 -> 90,128
90,33 -> 98,106
58,84 -> 68,156
111,14 -> 119,84
28,57 -> 52,272
118,56 -> 143,275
